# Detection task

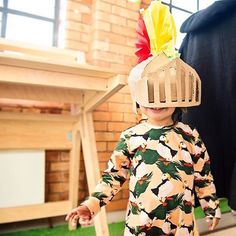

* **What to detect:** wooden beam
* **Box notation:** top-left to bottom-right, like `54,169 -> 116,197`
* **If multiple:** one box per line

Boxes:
0,111 -> 79,122
0,119 -> 75,150
0,38 -> 79,62
0,201 -> 71,223
0,82 -> 83,104
69,124 -> 81,208
0,65 -> 108,92
84,74 -> 127,111
80,112 -> 109,236
0,39 -> 117,79
0,54 -> 117,79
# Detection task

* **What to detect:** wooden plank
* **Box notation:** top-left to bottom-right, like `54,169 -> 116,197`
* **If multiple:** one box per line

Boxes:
0,111 -> 79,122
0,82 -> 83,104
0,201 -> 71,223
0,119 -> 74,150
84,74 -> 127,111
69,123 -> 81,208
0,38 -> 117,78
0,38 -> 79,62
0,54 -> 117,79
80,112 -> 109,236
0,65 -> 108,92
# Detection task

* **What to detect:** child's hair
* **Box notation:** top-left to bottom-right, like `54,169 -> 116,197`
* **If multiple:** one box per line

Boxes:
172,107 -> 186,123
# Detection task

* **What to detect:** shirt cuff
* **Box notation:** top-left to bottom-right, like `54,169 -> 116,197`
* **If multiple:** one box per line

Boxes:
81,196 -> 101,216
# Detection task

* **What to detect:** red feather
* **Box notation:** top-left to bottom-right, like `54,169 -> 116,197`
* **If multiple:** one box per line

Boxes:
135,17 -> 151,64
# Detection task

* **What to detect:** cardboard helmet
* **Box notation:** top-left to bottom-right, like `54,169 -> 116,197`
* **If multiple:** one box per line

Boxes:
128,53 -> 201,109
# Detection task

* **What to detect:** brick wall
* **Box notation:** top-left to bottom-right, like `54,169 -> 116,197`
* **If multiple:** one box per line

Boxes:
63,0 -> 142,212
0,0 -> 152,214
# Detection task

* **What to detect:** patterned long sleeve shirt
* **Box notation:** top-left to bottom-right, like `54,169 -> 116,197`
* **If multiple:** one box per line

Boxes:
82,122 -> 221,236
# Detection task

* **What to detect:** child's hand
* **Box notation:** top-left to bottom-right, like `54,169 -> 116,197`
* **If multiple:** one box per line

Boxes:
205,216 -> 220,231
65,205 -> 92,226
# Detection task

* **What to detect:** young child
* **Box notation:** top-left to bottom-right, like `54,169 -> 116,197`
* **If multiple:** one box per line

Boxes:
66,53 -> 221,236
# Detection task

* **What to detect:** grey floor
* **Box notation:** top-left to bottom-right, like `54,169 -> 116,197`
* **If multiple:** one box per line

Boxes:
198,212 -> 236,235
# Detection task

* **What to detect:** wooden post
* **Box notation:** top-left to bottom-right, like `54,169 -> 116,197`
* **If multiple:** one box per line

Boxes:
80,111 -> 109,236
69,122 -> 81,208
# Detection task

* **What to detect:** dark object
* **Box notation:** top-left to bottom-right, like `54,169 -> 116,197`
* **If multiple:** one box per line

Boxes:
179,0 -> 236,209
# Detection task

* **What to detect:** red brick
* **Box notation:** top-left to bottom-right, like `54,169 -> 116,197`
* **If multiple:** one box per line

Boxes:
107,141 -> 117,151
110,43 -> 135,56
49,183 -> 69,193
111,5 -> 139,20
81,33 -> 91,43
99,161 -> 108,171
110,62 -> 132,74
94,10 -> 126,26
94,121 -> 107,131
67,1 -> 91,14
50,162 -> 69,172
46,193 -> 61,202
111,24 -> 135,37
79,171 -> 86,180
95,1 -> 111,12
82,13 -> 92,24
94,20 -> 111,32
81,0 -> 92,4
66,21 -> 90,33
60,192 -> 69,200
108,122 -> 132,132
94,30 -> 126,45
124,113 -> 136,123
127,19 -> 138,29
95,102 -> 108,111
95,132 -> 120,141
108,103 -> 133,113
92,40 -> 109,51
110,112 -> 123,121
65,39 -> 89,52
98,152 -> 112,162
124,55 -> 137,67
108,93 -> 125,103
46,151 -> 60,162
118,85 -> 132,94
102,0 -> 126,7
60,152 -> 69,161
66,30 -> 81,41
126,1 -> 141,11
90,59 -> 110,68
96,141 -> 107,151
92,51 -> 124,64
124,94 -> 133,104
46,172 -> 69,183
93,111 -> 110,121
66,10 -> 82,22
78,191 -> 87,201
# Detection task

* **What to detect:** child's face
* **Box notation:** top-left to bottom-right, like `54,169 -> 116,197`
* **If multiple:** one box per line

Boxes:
140,106 -> 175,126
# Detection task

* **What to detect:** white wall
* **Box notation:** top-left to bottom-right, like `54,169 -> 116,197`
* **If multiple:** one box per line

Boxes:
0,150 -> 45,208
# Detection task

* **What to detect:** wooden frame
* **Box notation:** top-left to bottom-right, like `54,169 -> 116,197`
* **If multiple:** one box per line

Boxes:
0,38 -> 126,236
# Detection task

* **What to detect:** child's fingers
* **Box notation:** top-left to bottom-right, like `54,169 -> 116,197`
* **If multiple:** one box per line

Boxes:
206,217 -> 220,231
209,217 -> 220,230
65,212 -> 75,221
79,217 -> 92,226
70,214 -> 80,226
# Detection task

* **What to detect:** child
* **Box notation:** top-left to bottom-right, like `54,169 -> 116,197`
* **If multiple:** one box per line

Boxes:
66,53 -> 221,236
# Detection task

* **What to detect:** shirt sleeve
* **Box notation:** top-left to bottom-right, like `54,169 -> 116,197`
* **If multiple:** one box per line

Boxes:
82,131 -> 132,216
192,128 -> 221,219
